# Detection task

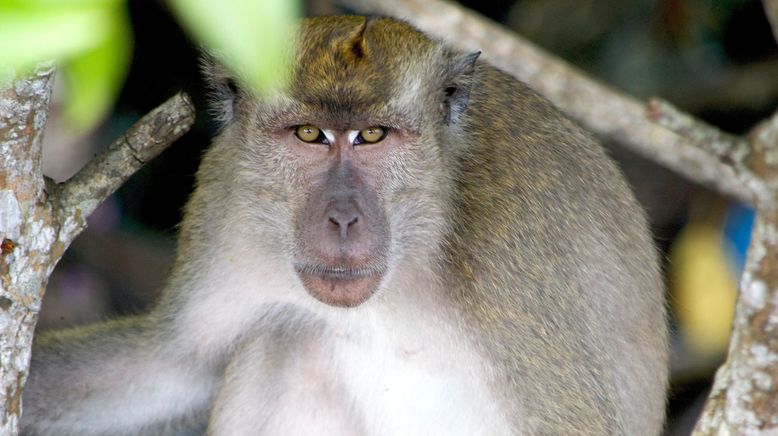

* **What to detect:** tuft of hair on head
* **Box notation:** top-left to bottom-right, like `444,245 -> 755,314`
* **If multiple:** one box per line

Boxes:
200,49 -> 241,128
338,16 -> 371,64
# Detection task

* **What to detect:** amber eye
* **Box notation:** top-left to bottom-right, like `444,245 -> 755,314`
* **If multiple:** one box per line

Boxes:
296,125 -> 323,143
358,126 -> 386,144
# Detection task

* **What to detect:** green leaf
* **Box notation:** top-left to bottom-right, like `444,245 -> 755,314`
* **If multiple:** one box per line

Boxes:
61,4 -> 132,131
0,0 -> 132,131
169,0 -> 300,94
0,8 -> 109,73
2,0 -> 122,7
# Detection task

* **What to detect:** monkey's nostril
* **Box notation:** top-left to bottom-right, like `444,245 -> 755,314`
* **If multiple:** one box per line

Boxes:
329,214 -> 359,229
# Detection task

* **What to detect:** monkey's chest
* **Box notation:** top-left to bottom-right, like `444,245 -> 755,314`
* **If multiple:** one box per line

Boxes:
262,324 -> 512,435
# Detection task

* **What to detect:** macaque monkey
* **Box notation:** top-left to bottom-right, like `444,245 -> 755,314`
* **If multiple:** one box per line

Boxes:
22,16 -> 667,436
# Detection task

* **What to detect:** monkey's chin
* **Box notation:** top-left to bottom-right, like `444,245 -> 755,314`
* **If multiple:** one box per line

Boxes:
296,268 -> 382,308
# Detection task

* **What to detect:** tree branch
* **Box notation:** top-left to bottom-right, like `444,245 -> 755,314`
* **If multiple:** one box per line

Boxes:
0,68 -> 53,217
693,110 -> 778,435
55,92 -> 195,244
0,67 -> 54,435
339,0 -> 753,203
645,98 -> 763,203
1,67 -> 194,433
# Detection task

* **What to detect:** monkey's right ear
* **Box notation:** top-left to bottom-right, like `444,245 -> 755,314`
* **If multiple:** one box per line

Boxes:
200,51 -> 241,127
442,50 -> 481,125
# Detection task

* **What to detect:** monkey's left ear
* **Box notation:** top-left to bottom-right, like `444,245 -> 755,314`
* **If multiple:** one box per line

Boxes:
442,50 -> 481,125
200,51 -> 241,127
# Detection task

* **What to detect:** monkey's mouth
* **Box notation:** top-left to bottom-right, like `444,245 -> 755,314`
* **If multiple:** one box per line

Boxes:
295,264 -> 384,308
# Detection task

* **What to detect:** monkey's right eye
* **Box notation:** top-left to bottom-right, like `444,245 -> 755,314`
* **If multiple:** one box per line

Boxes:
295,125 -> 326,144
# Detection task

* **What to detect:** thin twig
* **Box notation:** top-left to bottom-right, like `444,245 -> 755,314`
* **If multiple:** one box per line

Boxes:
646,98 -> 762,202
56,92 -> 195,243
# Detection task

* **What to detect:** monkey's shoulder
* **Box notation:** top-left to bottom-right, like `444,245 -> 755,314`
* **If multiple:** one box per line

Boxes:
466,65 -> 605,163
455,65 -> 633,216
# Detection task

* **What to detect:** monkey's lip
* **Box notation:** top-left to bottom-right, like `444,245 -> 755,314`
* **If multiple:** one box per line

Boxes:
295,264 -> 384,308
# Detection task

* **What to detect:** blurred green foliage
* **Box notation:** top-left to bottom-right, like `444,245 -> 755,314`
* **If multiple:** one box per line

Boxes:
0,0 -> 131,131
170,0 -> 300,94
0,0 -> 298,132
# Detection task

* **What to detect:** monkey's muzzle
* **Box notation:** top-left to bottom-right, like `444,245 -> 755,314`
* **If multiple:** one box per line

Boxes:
296,265 -> 383,308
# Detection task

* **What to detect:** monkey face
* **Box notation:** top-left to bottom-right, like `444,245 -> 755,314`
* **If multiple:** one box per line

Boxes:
203,16 -> 478,308
276,111 -> 448,308
265,110 -> 449,308
288,126 -> 392,307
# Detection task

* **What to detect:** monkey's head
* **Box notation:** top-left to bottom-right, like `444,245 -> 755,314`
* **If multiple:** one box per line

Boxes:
201,16 -> 479,308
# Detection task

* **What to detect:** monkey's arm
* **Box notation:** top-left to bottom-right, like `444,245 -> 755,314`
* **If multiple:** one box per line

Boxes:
21,317 -> 218,436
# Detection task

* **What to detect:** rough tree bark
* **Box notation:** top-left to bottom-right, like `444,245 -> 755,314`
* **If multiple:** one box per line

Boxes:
338,0 -> 778,433
691,3 -> 778,428
0,68 -> 54,436
689,111 -> 778,435
0,69 -> 194,435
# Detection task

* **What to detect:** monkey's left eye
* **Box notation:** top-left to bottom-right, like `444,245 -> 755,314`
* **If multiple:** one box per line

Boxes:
295,125 -> 327,144
355,127 -> 386,144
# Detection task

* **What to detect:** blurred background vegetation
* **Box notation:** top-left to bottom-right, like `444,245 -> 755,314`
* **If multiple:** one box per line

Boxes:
5,0 -> 776,435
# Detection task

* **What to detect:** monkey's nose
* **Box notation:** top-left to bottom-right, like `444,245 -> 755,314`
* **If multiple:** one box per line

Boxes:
328,210 -> 360,240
